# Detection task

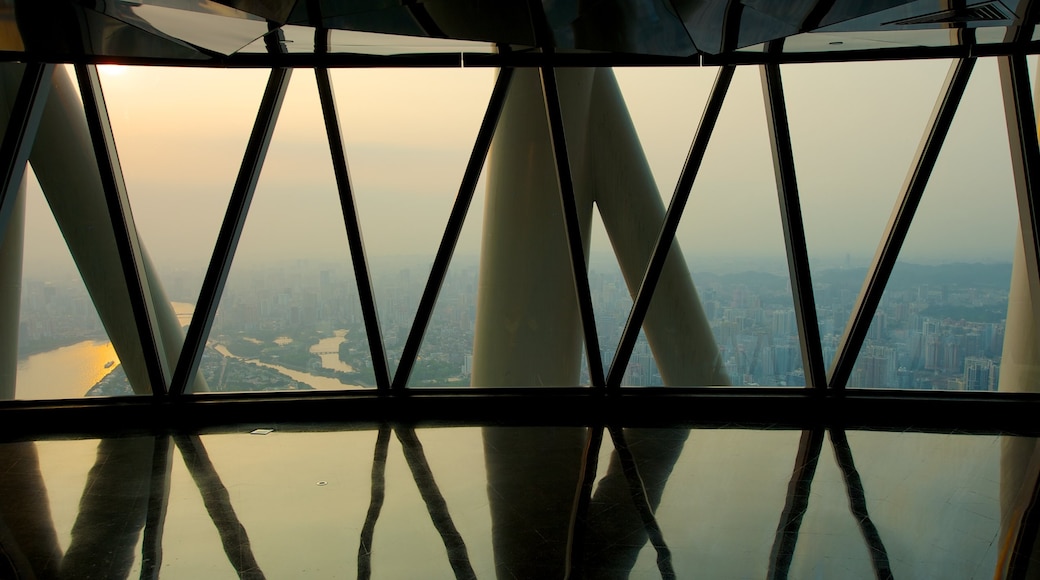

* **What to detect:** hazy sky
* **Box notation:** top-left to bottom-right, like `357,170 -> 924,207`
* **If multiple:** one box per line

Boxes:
19,56 -> 1038,282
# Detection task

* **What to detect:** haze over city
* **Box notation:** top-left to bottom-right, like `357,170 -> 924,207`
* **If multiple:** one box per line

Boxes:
17,57 -> 1033,284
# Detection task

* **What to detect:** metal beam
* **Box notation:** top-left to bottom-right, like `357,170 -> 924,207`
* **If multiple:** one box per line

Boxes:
0,40 -> 1039,70
5,388 -> 1040,438
169,68 -> 292,396
829,58 -> 975,389
761,61 -> 827,390
75,63 -> 169,396
539,64 -> 606,388
314,67 -> 391,390
392,67 -> 514,389
606,66 -> 735,388
0,63 -> 51,243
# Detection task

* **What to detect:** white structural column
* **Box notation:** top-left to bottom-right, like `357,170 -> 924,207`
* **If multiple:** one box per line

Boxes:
996,225 -> 1040,578
472,66 -> 727,388
0,65 -> 203,395
471,67 -> 597,387
584,67 -> 728,387
997,59 -> 1040,577
477,66 -> 727,578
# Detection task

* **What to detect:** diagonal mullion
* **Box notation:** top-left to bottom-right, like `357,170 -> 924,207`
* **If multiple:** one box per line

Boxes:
606,426 -> 676,579
539,64 -> 606,389
761,61 -> 827,390
391,67 -> 515,390
999,54 -> 1040,311
0,63 -> 52,244
314,67 -> 392,390
828,58 -> 975,390
606,65 -> 735,388
75,63 -> 169,396
170,68 -> 292,396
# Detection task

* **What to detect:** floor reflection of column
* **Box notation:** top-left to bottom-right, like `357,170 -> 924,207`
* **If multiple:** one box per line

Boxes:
483,426 -> 587,578
0,441 -> 61,580
997,227 -> 1040,579
579,427 -> 681,579
62,437 -> 156,580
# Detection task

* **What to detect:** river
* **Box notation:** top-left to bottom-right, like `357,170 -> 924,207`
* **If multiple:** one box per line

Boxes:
309,329 -> 354,373
213,344 -> 364,391
14,302 -> 363,399
16,340 -> 119,400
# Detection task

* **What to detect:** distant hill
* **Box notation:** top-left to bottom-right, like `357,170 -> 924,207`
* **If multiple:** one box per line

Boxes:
815,262 -> 1012,290
688,262 -> 1012,290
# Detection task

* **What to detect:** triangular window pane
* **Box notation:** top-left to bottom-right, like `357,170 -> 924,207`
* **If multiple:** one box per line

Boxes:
675,66 -> 800,387
783,59 -> 951,370
848,58 -> 1016,391
16,169 -> 122,399
404,163 -> 485,388
331,68 -> 493,376
199,71 -> 371,393
100,65 -> 267,353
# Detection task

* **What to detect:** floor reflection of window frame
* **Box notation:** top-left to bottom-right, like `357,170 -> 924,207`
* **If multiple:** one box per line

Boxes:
768,430 -> 893,580
357,424 -> 477,580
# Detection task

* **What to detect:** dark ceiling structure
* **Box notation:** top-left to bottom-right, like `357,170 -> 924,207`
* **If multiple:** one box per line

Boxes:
0,0 -> 1035,65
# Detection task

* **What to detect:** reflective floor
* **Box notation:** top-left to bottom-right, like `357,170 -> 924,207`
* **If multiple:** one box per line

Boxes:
0,426 -> 1036,579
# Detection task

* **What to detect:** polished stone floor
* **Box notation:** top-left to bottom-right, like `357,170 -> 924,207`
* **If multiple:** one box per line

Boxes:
0,426 -> 1033,579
